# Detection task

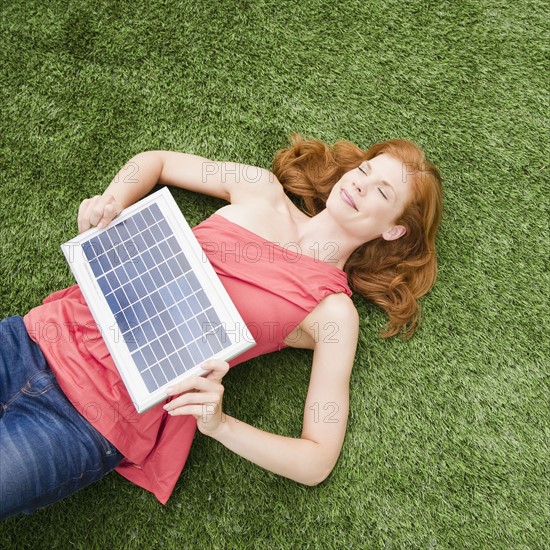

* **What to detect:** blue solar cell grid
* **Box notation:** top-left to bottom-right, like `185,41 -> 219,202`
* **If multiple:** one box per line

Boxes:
82,203 -> 230,393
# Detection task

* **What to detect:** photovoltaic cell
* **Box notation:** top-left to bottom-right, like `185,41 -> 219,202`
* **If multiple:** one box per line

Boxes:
81,203 -> 230,393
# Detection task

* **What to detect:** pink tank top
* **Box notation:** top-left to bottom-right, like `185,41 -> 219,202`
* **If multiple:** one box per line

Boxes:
23,213 -> 352,504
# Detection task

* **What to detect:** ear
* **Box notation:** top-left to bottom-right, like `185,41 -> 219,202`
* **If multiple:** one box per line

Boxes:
382,225 -> 407,241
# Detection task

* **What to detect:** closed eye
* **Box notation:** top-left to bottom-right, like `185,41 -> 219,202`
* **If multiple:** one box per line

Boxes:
359,164 -> 389,200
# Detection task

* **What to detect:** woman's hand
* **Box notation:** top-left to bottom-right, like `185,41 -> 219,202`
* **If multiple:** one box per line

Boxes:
163,359 -> 230,437
77,193 -> 123,234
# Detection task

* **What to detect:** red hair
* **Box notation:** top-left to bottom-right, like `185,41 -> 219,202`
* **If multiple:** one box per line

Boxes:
272,133 -> 443,338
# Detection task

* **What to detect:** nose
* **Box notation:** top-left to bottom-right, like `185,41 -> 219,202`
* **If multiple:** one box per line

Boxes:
352,180 -> 365,196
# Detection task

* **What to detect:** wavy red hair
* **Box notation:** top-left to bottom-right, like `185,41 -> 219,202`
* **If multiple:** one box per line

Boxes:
272,133 -> 443,338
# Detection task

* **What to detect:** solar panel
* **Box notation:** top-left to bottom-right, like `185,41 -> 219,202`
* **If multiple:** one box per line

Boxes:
61,187 -> 256,413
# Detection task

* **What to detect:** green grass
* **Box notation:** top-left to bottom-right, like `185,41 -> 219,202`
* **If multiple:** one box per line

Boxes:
1,0 -> 548,548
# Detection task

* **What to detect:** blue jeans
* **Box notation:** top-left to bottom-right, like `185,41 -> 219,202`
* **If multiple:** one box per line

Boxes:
0,316 -> 124,521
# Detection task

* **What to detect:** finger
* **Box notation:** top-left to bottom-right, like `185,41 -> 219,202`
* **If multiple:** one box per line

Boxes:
88,198 -> 108,229
164,392 -> 220,412
96,202 -> 115,229
97,198 -> 122,229
166,374 -> 220,397
200,359 -> 230,382
77,199 -> 91,233
81,197 -> 102,232
79,195 -> 101,230
166,403 -> 218,417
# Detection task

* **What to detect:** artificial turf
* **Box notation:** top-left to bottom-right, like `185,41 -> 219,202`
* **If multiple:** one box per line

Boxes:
0,0 -> 548,548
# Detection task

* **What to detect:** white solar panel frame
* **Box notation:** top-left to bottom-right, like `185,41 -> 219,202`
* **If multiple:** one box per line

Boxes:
61,186 -> 256,413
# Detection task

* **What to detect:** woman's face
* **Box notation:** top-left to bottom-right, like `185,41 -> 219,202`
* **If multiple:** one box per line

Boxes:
326,153 -> 414,243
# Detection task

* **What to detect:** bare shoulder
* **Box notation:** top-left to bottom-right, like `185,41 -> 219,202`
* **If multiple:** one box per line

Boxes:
304,293 -> 358,329
286,293 -> 359,350
228,166 -> 285,205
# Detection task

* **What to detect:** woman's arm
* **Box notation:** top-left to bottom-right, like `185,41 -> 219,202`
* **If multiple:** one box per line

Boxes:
209,293 -> 359,486
164,293 -> 358,486
163,362 -> 324,487
208,414 -> 324,486
78,150 -> 279,233
104,150 -> 281,207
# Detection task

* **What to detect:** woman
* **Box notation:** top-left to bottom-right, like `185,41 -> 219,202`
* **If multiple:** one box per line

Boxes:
0,134 -> 442,520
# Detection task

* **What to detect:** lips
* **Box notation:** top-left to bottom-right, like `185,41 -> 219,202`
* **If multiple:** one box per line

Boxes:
340,189 -> 358,211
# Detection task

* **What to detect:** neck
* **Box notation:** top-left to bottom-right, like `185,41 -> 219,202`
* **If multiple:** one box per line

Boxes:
295,209 -> 374,269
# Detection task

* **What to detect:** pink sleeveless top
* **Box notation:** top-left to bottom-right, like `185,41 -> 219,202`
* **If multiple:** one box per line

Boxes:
23,213 -> 352,504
